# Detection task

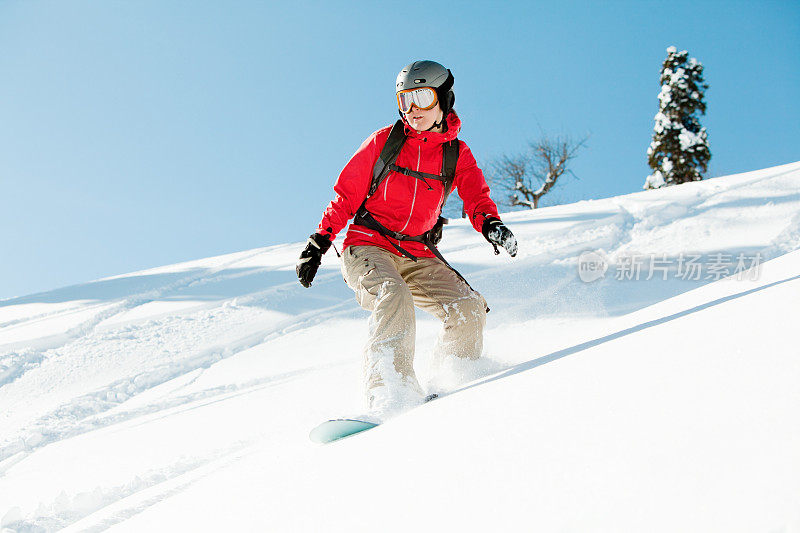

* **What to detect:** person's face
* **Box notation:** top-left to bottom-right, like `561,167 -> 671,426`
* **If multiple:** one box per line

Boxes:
404,101 -> 443,132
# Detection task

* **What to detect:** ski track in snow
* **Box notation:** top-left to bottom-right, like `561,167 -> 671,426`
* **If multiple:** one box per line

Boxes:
9,440 -> 257,532
0,298 -> 355,469
1,162 -> 799,531
1,249 -> 267,387
0,245 -> 359,468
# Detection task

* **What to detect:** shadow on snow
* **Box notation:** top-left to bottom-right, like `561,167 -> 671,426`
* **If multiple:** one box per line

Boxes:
458,273 -> 800,396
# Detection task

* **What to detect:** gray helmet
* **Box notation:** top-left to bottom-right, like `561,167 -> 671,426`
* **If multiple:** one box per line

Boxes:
396,60 -> 455,114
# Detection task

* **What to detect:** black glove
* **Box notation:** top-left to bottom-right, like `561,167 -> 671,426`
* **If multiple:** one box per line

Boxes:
296,233 -> 332,288
481,216 -> 518,257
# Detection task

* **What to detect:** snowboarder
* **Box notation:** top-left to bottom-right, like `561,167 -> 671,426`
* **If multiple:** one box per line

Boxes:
297,60 -> 517,418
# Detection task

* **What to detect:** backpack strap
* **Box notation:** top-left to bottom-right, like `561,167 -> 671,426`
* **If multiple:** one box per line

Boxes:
439,139 -> 460,213
368,119 -> 406,197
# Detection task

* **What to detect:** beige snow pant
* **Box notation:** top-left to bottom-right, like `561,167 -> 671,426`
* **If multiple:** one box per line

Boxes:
341,245 -> 488,405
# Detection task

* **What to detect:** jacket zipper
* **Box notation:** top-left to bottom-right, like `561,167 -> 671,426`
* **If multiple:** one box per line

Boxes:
350,228 -> 375,238
399,144 -> 421,233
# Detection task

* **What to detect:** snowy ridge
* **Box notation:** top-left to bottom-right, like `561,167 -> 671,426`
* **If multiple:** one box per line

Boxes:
1,161 -> 800,532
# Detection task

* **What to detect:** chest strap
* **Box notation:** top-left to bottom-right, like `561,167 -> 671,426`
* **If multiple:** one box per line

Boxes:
387,164 -> 448,190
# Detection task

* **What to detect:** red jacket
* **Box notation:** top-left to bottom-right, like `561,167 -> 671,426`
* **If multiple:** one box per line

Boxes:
317,112 -> 499,258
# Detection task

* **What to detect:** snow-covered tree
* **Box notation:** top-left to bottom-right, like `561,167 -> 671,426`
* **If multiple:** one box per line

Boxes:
644,46 -> 710,189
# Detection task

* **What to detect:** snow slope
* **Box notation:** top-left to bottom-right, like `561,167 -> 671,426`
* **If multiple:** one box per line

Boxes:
2,161 -> 800,532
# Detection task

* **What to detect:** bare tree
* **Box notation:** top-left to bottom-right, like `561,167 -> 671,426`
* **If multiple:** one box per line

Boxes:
487,134 -> 587,210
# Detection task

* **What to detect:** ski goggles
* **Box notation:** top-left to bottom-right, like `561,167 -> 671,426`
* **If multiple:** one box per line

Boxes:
396,87 -> 438,113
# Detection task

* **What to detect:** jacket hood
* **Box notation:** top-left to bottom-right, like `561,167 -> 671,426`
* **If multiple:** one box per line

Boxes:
402,111 -> 461,143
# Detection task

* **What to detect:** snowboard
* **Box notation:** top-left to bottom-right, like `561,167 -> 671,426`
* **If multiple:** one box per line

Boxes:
309,394 -> 439,444
309,419 -> 379,444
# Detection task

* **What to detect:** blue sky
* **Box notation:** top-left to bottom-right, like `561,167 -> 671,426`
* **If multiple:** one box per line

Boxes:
1,0 -> 798,299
